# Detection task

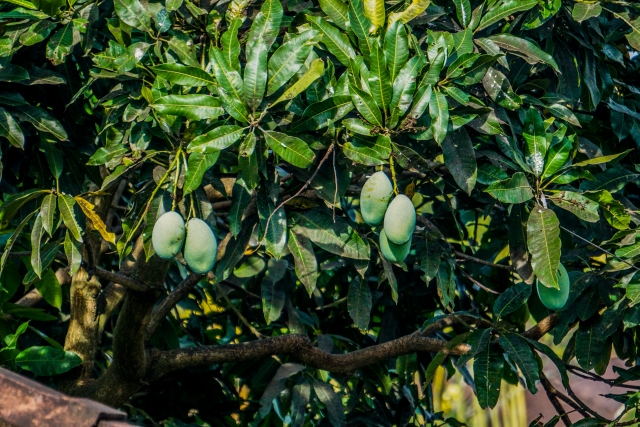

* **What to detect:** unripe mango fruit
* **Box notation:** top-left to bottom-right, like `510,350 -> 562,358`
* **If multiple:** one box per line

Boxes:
379,229 -> 411,262
537,263 -> 570,311
383,194 -> 416,245
360,172 -> 393,225
152,211 -> 186,259
184,218 -> 218,273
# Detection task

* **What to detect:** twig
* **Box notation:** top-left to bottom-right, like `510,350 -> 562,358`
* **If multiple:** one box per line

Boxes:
458,268 -> 501,294
540,372 -> 572,427
566,365 -> 640,390
215,282 -> 263,339
453,250 -> 513,271
560,226 -> 640,272
216,278 -> 260,300
146,273 -> 204,339
257,144 -> 335,251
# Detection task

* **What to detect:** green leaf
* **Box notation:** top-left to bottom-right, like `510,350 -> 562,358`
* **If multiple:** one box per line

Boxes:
453,54 -> 498,86
188,125 -> 244,153
263,130 -> 315,168
217,87 -> 250,123
0,210 -> 37,277
319,0 -> 349,30
473,336 -> 503,409
259,363 -> 305,416
384,20 -> 409,83
441,127 -> 476,195
46,24 -> 75,65
0,107 -> 24,149
523,107 -> 546,175
572,149 -> 633,168
307,15 -> 355,66
494,283 -> 531,318
575,324 -> 605,371
221,18 -> 241,71
419,235 -> 441,283
584,190 -> 630,230
267,30 -> 320,96
258,183 -> 288,258
363,0 -> 384,30
580,167 -> 639,193
0,189 -> 47,227
453,0 -> 471,26
548,191 -> 599,223
616,243 -> 640,259
429,89 -> 449,144
476,0 -> 537,31
42,142 -> 63,180
499,333 -> 539,393
289,96 -> 353,133
349,0 -> 373,53
35,268 -> 62,309
485,172 -> 533,203
113,0 -> 151,31
215,222 -> 254,281
183,152 -> 219,196
152,95 -> 223,121
343,134 -> 391,166
486,34 -> 559,73
271,59 -> 325,106
572,2 -> 601,23
288,230 -> 318,296
152,63 -> 216,87
246,0 -> 282,60
389,56 -> 425,127
262,264 -> 287,324
228,175 -> 252,238
292,210 -> 369,260
40,194 -> 56,237
30,213 -> 44,278
16,106 -> 67,141
349,83 -> 383,127
541,137 -> 572,179
58,194 -> 82,242
243,42 -> 269,112
388,0 -> 431,25
509,204 -> 534,284
527,207 -> 561,289
348,277 -> 371,330
312,380 -> 345,427
421,48 -> 445,86
64,229 -> 81,276
482,67 -> 521,111
15,346 -> 82,376
367,41 -> 392,111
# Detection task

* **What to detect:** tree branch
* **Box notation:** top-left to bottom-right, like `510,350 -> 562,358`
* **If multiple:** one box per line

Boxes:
147,333 -> 470,381
91,267 -> 148,292
148,314 -> 559,382
540,372 -> 572,427
145,273 -> 204,340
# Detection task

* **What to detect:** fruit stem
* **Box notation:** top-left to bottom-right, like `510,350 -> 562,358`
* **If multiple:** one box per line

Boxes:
171,147 -> 183,211
389,156 -> 399,195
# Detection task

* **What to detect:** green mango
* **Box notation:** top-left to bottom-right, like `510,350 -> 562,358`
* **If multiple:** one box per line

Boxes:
151,211 -> 186,259
379,229 -> 411,262
184,218 -> 217,273
360,171 -> 393,225
537,263 -> 570,310
383,194 -> 416,245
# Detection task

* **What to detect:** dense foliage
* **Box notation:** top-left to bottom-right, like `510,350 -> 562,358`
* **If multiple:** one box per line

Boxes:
1,0 -> 640,424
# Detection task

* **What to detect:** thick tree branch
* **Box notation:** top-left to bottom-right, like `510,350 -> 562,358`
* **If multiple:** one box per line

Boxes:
148,314 -> 559,382
147,333 -> 470,381
145,273 -> 204,340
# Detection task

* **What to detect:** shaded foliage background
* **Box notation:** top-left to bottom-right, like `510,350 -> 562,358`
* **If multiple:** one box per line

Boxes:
0,0 -> 640,425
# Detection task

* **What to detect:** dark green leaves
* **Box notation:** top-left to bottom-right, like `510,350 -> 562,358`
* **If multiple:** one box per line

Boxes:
473,338 -> 503,409
152,64 -> 216,87
188,125 -> 244,153
499,333 -> 539,393
441,127 -> 476,195
113,0 -> 151,32
288,230 -> 318,296
523,107 -> 547,175
348,277 -> 371,330
152,95 -> 223,120
307,15 -> 355,66
267,30 -> 319,96
494,283 -> 531,318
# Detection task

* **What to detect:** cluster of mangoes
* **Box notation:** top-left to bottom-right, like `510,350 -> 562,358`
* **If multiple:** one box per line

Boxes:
360,172 -> 416,263
151,212 -> 218,274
